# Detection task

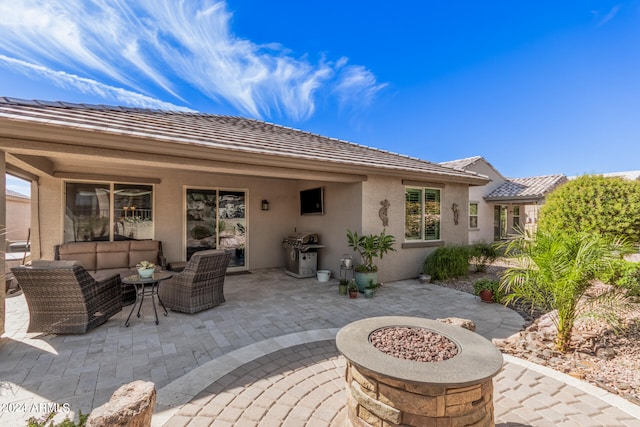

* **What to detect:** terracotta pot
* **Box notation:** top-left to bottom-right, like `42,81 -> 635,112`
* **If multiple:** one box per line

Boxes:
349,290 -> 358,299
479,289 -> 494,303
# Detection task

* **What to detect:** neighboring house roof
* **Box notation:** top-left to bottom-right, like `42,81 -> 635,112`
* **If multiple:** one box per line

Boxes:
439,156 -> 506,181
6,189 -> 29,199
439,156 -> 484,170
484,174 -> 567,202
600,171 -> 640,180
0,97 -> 488,185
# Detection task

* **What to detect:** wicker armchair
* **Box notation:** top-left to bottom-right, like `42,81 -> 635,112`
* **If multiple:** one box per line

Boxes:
158,250 -> 232,314
11,261 -> 122,334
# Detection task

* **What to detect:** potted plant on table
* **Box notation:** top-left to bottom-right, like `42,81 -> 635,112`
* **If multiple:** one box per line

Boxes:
347,229 -> 396,292
136,260 -> 156,278
473,278 -> 502,303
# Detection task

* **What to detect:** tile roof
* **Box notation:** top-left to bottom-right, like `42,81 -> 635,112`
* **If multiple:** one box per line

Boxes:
485,174 -> 567,201
439,155 -> 505,181
6,189 -> 29,199
439,156 -> 484,170
0,97 -> 487,183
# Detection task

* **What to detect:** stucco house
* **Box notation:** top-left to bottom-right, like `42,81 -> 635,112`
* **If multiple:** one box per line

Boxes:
0,97 -> 489,333
440,156 -> 567,243
5,188 -> 30,243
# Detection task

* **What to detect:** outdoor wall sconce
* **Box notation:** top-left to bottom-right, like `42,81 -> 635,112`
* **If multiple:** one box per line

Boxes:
261,200 -> 270,211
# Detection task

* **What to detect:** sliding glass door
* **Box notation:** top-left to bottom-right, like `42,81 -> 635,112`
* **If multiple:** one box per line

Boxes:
186,188 -> 246,269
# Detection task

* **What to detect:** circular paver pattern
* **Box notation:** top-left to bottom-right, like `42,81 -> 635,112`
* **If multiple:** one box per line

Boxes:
164,340 -> 346,427
163,340 -> 640,427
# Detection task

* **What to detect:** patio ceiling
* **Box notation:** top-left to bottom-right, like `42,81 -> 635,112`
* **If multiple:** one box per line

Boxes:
0,98 -> 490,185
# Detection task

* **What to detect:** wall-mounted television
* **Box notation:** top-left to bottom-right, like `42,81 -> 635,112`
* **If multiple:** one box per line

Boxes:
300,187 -> 324,215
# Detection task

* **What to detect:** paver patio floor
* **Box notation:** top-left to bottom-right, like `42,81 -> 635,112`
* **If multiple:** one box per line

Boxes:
2,269 -> 639,426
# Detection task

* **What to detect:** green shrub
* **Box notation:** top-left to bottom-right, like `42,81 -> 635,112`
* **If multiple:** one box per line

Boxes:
538,175 -> 640,243
423,246 -> 470,280
191,224 -> 213,239
599,259 -> 640,297
469,242 -> 498,272
27,411 -> 88,427
473,278 -> 503,302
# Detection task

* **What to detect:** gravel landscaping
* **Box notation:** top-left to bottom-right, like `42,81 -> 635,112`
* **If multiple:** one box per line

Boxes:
432,259 -> 640,406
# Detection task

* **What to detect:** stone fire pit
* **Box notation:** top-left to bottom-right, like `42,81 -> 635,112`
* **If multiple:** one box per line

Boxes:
336,316 -> 503,427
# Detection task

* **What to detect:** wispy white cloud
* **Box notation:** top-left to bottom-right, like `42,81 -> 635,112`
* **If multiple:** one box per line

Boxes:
333,63 -> 388,110
593,4 -> 621,27
0,0 -> 385,119
0,55 -> 195,111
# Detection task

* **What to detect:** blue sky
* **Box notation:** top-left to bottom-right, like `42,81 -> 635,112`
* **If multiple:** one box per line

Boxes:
2,0 -> 640,197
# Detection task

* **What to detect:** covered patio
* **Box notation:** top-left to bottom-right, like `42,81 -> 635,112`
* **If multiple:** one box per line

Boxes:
2,271 -> 640,426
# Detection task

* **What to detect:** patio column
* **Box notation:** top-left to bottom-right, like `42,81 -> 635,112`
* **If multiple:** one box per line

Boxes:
0,150 -> 6,335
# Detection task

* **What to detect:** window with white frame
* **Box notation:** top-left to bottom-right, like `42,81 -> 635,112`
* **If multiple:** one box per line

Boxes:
469,202 -> 478,228
405,187 -> 441,241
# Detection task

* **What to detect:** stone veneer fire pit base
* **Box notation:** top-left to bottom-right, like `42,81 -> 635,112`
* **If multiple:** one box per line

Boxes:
336,316 -> 504,427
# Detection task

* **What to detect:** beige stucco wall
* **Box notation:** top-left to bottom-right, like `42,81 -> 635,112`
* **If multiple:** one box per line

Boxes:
35,170 -> 300,270
6,194 -> 30,242
0,152 -> 5,335
32,167 -> 473,285
464,160 -> 506,244
358,175 -> 472,282
295,180 -> 362,275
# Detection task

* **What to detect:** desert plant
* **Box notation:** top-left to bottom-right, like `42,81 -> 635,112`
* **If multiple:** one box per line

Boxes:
501,230 -> 633,352
346,229 -> 396,272
422,246 -> 470,280
469,242 -> 498,272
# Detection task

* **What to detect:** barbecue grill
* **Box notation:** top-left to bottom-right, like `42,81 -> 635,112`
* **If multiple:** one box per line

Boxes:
283,232 -> 325,278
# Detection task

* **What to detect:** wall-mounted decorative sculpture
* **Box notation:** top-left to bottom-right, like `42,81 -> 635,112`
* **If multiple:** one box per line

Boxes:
379,199 -> 390,227
452,203 -> 459,225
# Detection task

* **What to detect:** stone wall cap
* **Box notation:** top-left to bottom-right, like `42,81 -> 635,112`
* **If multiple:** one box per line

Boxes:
336,316 -> 503,387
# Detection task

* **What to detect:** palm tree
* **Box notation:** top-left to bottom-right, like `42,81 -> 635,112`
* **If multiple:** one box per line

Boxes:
501,230 -> 631,352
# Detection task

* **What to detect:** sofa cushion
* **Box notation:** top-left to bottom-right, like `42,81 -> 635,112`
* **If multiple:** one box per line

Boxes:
128,240 -> 160,268
57,242 -> 98,271
96,241 -> 130,270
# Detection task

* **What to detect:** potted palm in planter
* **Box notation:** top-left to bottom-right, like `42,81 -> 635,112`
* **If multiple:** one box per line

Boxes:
347,229 -> 396,292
